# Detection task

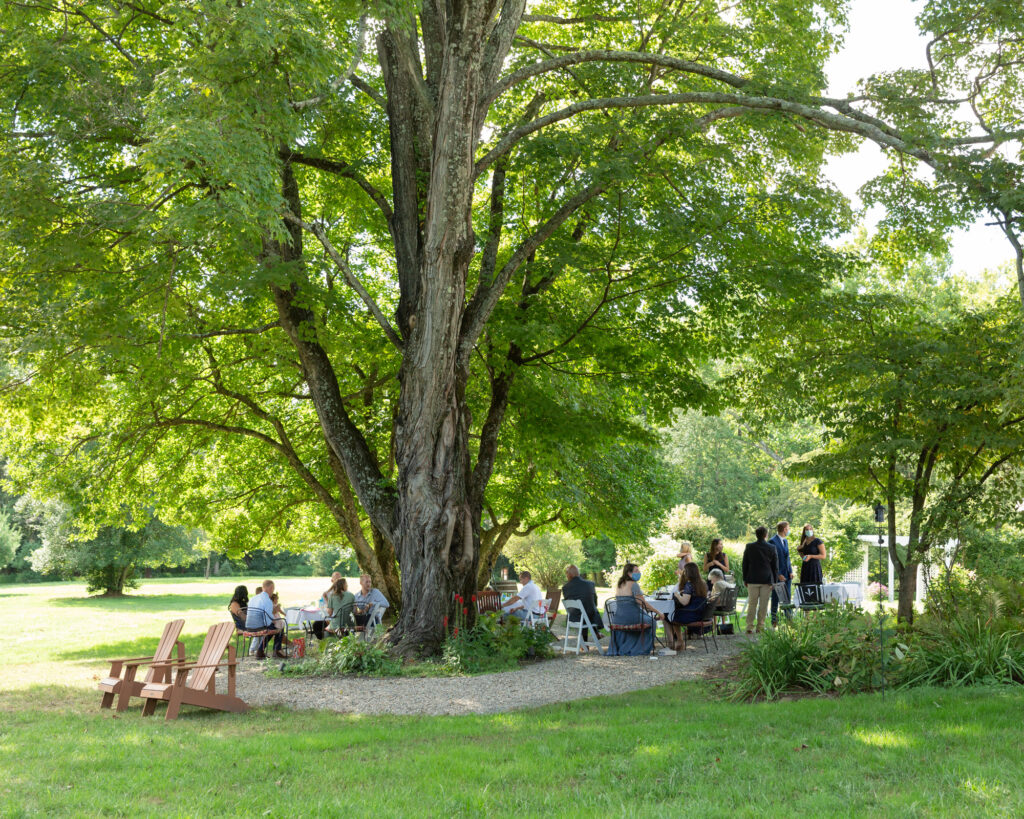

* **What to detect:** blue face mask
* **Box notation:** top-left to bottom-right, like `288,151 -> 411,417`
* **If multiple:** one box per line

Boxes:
631,571 -> 641,581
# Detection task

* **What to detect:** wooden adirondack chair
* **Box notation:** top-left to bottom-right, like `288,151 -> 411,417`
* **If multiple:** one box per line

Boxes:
140,622 -> 249,720
98,619 -> 186,712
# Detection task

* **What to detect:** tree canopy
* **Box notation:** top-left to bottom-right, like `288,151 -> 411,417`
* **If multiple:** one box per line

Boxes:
1,0 -> 1021,651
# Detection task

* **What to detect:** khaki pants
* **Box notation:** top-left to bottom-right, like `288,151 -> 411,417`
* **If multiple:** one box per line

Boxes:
745,584 -> 773,632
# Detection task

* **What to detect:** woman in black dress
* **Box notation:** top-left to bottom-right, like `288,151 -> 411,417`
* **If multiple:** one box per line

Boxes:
798,524 -> 826,585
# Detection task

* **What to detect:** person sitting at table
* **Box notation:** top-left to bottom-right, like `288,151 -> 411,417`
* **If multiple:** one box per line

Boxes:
562,564 -> 604,643
499,571 -> 545,622
245,579 -> 286,660
606,563 -> 662,656
325,577 -> 356,635
354,574 -> 390,633
319,572 -> 343,609
708,568 -> 730,602
228,585 -> 249,630
667,562 -> 708,650
703,538 -> 730,578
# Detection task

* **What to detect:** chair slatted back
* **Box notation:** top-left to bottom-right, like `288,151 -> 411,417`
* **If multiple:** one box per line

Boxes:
191,622 -> 234,691
545,589 -> 561,625
475,590 -> 501,613
144,619 -> 185,684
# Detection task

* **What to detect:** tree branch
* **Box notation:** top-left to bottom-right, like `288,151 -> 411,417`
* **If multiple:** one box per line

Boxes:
281,149 -> 393,221
284,213 -> 404,350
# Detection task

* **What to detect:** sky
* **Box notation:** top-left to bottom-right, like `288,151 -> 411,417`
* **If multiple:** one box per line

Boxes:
822,0 -> 1014,277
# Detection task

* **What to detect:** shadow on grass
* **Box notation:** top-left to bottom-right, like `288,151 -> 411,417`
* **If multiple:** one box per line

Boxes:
58,632 -> 214,662
50,593 -> 229,611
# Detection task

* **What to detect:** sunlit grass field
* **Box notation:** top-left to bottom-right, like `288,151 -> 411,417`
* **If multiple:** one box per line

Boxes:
2,579 -> 1023,817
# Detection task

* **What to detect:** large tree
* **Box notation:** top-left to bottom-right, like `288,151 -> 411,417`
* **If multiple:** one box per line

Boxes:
1,0 -> 1021,652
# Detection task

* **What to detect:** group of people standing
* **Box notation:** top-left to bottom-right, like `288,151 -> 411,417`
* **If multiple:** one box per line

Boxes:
742,521 -> 826,633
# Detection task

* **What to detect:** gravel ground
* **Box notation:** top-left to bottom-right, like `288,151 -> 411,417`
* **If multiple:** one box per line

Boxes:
234,638 -> 745,716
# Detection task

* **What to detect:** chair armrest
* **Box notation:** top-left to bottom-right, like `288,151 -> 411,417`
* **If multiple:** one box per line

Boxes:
151,659 -> 236,670
107,655 -> 191,666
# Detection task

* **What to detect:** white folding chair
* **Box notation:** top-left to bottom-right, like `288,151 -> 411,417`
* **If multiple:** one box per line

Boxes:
561,599 -> 603,654
527,599 -> 551,629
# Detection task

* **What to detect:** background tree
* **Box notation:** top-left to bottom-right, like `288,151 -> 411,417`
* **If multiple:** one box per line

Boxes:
744,266 -> 1024,621
24,499 -> 201,596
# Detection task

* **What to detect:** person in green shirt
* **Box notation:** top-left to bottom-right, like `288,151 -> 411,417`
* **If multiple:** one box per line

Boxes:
326,577 -> 356,634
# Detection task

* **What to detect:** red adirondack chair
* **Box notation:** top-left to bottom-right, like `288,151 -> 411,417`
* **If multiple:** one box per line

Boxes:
140,622 -> 248,720
98,619 -> 186,712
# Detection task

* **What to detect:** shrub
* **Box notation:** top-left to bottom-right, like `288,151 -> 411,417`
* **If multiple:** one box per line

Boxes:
732,606 -> 900,701
640,554 -> 678,592
504,529 -> 583,590
289,634 -> 402,676
442,613 -> 554,674
664,504 -> 719,552
897,618 -> 1024,688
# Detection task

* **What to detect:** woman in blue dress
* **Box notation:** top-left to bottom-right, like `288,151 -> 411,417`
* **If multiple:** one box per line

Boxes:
606,563 -> 663,656
667,563 -> 708,650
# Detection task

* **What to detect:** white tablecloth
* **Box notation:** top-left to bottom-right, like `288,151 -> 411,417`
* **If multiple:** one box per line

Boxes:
285,606 -> 325,628
644,597 -> 674,619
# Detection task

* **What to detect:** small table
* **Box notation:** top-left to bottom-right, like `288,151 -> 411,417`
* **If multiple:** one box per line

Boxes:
285,606 -> 325,636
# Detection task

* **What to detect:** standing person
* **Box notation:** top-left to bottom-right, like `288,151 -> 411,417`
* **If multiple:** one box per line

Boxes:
703,538 -> 729,578
742,526 -> 779,635
676,540 -> 695,579
798,524 -> 827,588
245,579 -> 285,659
354,574 -> 391,633
562,564 -> 604,643
769,521 -> 793,625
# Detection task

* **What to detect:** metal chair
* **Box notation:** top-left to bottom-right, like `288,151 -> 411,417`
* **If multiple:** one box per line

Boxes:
712,585 -> 739,633
685,597 -> 719,653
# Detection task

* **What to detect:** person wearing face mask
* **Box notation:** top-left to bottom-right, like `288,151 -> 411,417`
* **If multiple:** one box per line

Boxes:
607,563 -> 662,656
798,524 -> 826,589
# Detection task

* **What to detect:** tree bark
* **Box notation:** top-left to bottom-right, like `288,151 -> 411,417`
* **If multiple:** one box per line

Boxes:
897,561 -> 918,624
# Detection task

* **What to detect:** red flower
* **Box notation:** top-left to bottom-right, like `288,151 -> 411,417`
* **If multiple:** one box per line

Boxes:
454,627 -> 459,636
471,594 -> 477,602
462,607 -> 468,616
443,616 -> 449,628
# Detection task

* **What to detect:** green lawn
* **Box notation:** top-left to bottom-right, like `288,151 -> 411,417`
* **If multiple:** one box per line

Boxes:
3,579 -> 1023,817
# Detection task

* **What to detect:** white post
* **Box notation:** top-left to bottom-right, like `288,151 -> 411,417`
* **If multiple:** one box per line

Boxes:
887,544 -> 895,603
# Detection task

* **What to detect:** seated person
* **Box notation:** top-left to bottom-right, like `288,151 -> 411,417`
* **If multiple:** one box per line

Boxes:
245,579 -> 286,660
708,568 -> 731,602
228,585 -> 248,630
354,574 -> 390,632
606,563 -> 662,656
667,563 -> 708,651
326,577 -> 356,634
499,571 -> 544,622
270,592 -> 290,646
561,564 -> 604,641
319,572 -> 342,610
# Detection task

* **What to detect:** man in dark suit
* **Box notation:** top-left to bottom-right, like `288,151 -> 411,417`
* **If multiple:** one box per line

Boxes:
769,521 -> 793,625
562,564 -> 604,642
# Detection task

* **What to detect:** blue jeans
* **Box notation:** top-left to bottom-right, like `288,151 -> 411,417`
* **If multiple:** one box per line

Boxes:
771,578 -> 792,623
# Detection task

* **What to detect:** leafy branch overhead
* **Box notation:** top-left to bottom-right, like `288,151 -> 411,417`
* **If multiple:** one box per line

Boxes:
0,0 -> 1021,651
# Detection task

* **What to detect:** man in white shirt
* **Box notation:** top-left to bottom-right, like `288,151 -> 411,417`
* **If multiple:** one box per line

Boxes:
500,571 -> 544,622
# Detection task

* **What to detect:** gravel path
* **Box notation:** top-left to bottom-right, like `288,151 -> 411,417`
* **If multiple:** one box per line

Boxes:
235,639 -> 744,716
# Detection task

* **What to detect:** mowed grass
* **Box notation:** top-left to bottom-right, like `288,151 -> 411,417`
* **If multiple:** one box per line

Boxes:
2,580 -> 1024,817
